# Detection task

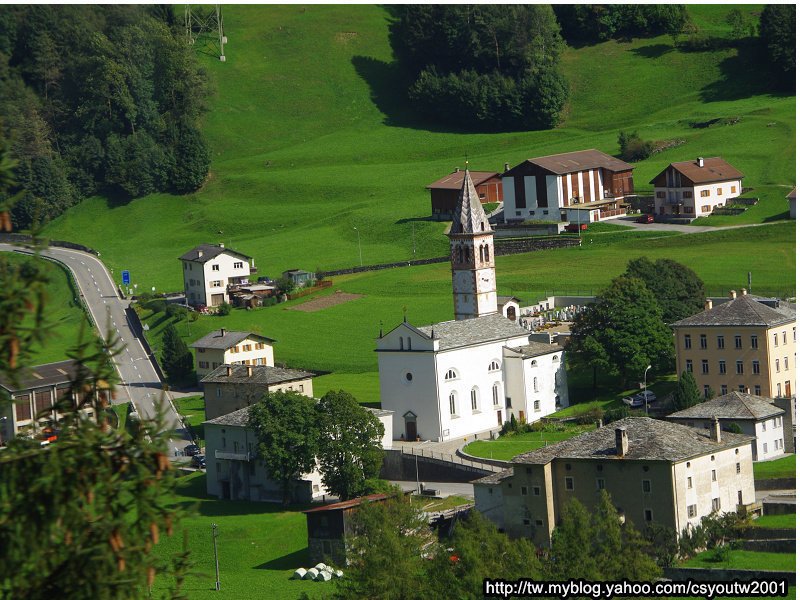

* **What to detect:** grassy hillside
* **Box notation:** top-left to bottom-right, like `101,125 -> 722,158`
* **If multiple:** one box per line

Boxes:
43,5 -> 795,293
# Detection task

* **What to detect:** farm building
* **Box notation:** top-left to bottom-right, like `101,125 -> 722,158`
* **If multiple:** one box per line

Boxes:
427,169 -> 503,220
501,149 -> 634,224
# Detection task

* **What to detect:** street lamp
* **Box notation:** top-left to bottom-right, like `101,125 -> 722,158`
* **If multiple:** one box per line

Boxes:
353,226 -> 363,267
643,364 -> 652,416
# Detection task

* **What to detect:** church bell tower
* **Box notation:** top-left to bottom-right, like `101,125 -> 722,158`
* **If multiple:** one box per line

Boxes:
448,169 -> 497,320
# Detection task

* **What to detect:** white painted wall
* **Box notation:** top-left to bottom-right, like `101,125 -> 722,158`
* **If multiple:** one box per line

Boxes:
502,177 -> 517,221
182,250 -> 253,307
653,179 -> 741,218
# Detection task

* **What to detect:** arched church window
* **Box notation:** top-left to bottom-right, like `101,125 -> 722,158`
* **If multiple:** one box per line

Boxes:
457,246 -> 463,263
492,383 -> 501,406
399,337 -> 404,350
445,369 -> 458,381
449,392 -> 458,416
488,360 -> 501,372
407,336 -> 412,350
471,387 -> 479,412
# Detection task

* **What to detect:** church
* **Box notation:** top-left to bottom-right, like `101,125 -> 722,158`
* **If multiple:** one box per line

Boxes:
377,170 -> 569,442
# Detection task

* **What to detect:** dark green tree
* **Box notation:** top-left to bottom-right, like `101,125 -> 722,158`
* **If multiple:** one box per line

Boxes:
160,323 -> 192,381
623,257 -> 706,323
759,4 -> 795,83
248,390 -> 319,505
549,498 -> 602,580
569,276 -> 674,385
674,369 -> 703,410
332,494 -> 433,598
315,390 -> 385,501
726,9 -> 746,39
618,130 -> 654,162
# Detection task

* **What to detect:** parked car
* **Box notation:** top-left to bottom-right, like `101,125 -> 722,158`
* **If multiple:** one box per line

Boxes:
184,444 -> 201,457
623,390 -> 656,408
565,223 -> 588,233
191,454 -> 206,469
636,213 -> 654,223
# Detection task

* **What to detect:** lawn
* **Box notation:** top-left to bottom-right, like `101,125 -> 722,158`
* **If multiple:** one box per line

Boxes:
411,495 -> 473,512
682,549 -> 796,572
751,513 -> 796,530
752,455 -> 796,480
151,472 -> 326,599
689,185 -> 793,227
8,253 -> 94,366
463,426 -> 593,462
174,395 -> 207,447
41,5 -> 794,295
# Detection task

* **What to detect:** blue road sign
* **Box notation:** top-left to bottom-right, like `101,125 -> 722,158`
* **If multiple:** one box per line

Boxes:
122,270 -> 130,286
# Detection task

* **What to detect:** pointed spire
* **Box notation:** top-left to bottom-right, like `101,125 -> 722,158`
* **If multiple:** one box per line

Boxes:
450,169 -> 490,235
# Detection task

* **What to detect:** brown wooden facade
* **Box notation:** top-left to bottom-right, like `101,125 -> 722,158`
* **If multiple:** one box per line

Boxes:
428,171 -> 503,220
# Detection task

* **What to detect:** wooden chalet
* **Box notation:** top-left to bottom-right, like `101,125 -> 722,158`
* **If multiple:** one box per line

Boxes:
427,169 -> 503,220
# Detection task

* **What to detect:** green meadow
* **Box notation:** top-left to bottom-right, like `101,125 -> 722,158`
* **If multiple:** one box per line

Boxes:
41,5 -> 794,295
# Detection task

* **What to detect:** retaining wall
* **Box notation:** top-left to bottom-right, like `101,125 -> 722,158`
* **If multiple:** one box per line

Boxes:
380,449 -> 493,483
754,478 -> 795,491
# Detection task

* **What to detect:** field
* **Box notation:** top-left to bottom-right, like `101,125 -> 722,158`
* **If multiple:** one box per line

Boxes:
7,253 -> 93,365
752,454 -> 796,480
751,513 -> 796,530
41,5 -> 794,295
151,472 -> 325,599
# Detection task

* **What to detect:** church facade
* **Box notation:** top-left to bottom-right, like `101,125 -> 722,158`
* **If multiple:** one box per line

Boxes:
377,171 -> 568,442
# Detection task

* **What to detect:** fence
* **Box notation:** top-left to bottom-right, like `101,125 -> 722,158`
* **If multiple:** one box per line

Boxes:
398,445 -> 504,473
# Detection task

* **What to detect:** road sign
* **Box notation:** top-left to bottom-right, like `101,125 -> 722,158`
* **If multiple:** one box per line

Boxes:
122,270 -> 130,285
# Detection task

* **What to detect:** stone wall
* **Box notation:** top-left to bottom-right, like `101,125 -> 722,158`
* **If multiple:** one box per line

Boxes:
380,450 -> 493,483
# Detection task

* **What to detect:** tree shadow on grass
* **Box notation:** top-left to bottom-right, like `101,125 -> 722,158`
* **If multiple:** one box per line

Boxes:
254,548 -> 308,571
764,211 -> 791,223
629,43 -> 674,59
395,216 -> 434,225
351,55 -> 474,134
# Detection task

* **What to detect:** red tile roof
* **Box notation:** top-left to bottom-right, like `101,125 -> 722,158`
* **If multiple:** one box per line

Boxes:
303,493 -> 388,513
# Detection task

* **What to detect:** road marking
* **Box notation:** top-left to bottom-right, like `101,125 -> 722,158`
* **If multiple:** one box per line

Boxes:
133,365 -> 138,370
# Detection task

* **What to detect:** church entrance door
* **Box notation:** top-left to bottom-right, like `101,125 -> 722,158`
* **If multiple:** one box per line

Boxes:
405,419 -> 417,440
496,410 -> 502,425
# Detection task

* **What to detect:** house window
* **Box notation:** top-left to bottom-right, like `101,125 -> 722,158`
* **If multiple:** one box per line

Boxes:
700,334 -> 707,349
216,388 -> 221,398
212,264 -> 220,271
736,462 -> 741,474
763,442 -> 768,454
751,335 -> 758,349
702,360 -> 709,374
242,344 -> 252,352
721,385 -> 727,395
535,519 -> 544,526
753,361 -> 760,374
775,358 -> 780,372
533,486 -> 541,496
522,518 -> 530,526
711,469 -> 717,482
686,359 -> 693,373
777,383 -> 782,397
471,388 -> 479,412
711,498 -> 720,512
703,385 -> 710,398
735,335 -> 742,349
687,476 -> 692,489
444,369 -> 458,381
234,261 -> 243,269
534,400 -> 540,411
719,360 -> 726,375
688,505 -> 697,518
736,361 -> 744,374
199,361 -> 209,369
783,331 -> 787,344
731,186 -> 736,193
521,486 -> 528,496
449,392 -> 457,416
488,360 -> 501,372
533,377 -> 539,392
683,190 -> 692,198
656,191 -> 666,198
644,509 -> 653,522
717,187 -> 723,195
212,280 -> 223,288
738,385 -> 745,392
784,356 -> 789,370
492,384 -> 500,407
642,480 -> 651,493
717,335 -> 725,349
596,479 -> 605,490
701,190 -> 710,197
684,334 -> 692,349
774,333 -> 779,347
754,385 -> 761,395
299,385 -> 304,393
565,477 -> 574,491
774,440 -> 780,451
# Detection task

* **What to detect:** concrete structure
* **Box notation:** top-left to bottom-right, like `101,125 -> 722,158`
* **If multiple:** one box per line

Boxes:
502,149 -> 634,224
473,418 -> 756,545
304,494 -> 389,566
672,291 -> 796,399
787,187 -> 796,220
201,363 -> 316,420
179,243 -> 255,307
204,404 -> 393,502
651,157 -> 743,219
190,329 -> 275,380
378,171 -> 568,442
427,169 -> 503,220
666,391 -> 786,461
0,360 -> 97,444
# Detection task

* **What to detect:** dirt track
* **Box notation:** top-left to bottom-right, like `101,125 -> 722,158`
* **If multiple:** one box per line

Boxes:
287,291 -> 363,312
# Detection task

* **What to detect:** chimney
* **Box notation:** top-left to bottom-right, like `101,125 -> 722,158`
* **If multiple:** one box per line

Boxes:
595,419 -> 603,429
220,328 -> 226,336
711,417 -> 721,443
705,298 -> 713,311
198,250 -> 204,258
454,167 -> 460,173
729,290 -> 737,299
744,387 -> 751,394
219,243 -> 225,248
504,162 -> 510,172
697,157 -> 704,168
615,427 -> 628,457
247,365 -> 253,377
226,365 -> 232,377
740,288 -> 747,296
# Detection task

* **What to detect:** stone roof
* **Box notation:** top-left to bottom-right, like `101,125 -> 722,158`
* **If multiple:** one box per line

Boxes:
505,342 -> 562,359
472,468 -> 513,486
179,243 -> 251,263
0,360 -> 80,393
666,392 -> 784,421
449,169 -> 492,235
416,313 -> 529,351
650,157 -> 743,185
671,295 -> 796,328
205,405 -> 251,427
512,417 -> 753,464
190,329 -> 275,350
526,149 -> 633,175
366,407 -> 394,418
200,364 -> 315,385
426,170 -> 499,191
497,295 -> 521,304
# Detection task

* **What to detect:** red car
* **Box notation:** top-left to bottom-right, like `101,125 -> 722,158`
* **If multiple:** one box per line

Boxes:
636,213 -> 654,223
565,223 -> 588,232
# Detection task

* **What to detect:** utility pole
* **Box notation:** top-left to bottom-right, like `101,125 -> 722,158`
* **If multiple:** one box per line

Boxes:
211,523 -> 221,590
411,221 -> 416,258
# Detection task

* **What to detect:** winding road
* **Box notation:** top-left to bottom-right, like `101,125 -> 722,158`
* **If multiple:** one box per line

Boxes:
0,243 -> 192,458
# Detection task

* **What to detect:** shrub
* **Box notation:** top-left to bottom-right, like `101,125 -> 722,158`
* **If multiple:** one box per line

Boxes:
618,131 -> 655,162
575,406 -> 604,425
145,299 -> 167,313
604,406 -> 630,424
165,303 -> 187,320
217,301 -> 231,316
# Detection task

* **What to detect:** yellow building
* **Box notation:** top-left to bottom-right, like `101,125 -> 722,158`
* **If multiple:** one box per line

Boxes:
190,329 -> 276,380
672,291 -> 796,399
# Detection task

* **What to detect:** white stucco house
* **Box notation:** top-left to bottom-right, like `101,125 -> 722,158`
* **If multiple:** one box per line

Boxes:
377,170 -> 568,442
189,328 -> 275,380
651,157 -> 743,219
179,243 -> 256,307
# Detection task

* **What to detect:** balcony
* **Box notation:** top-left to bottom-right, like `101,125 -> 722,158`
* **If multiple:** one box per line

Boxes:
215,450 -> 250,461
